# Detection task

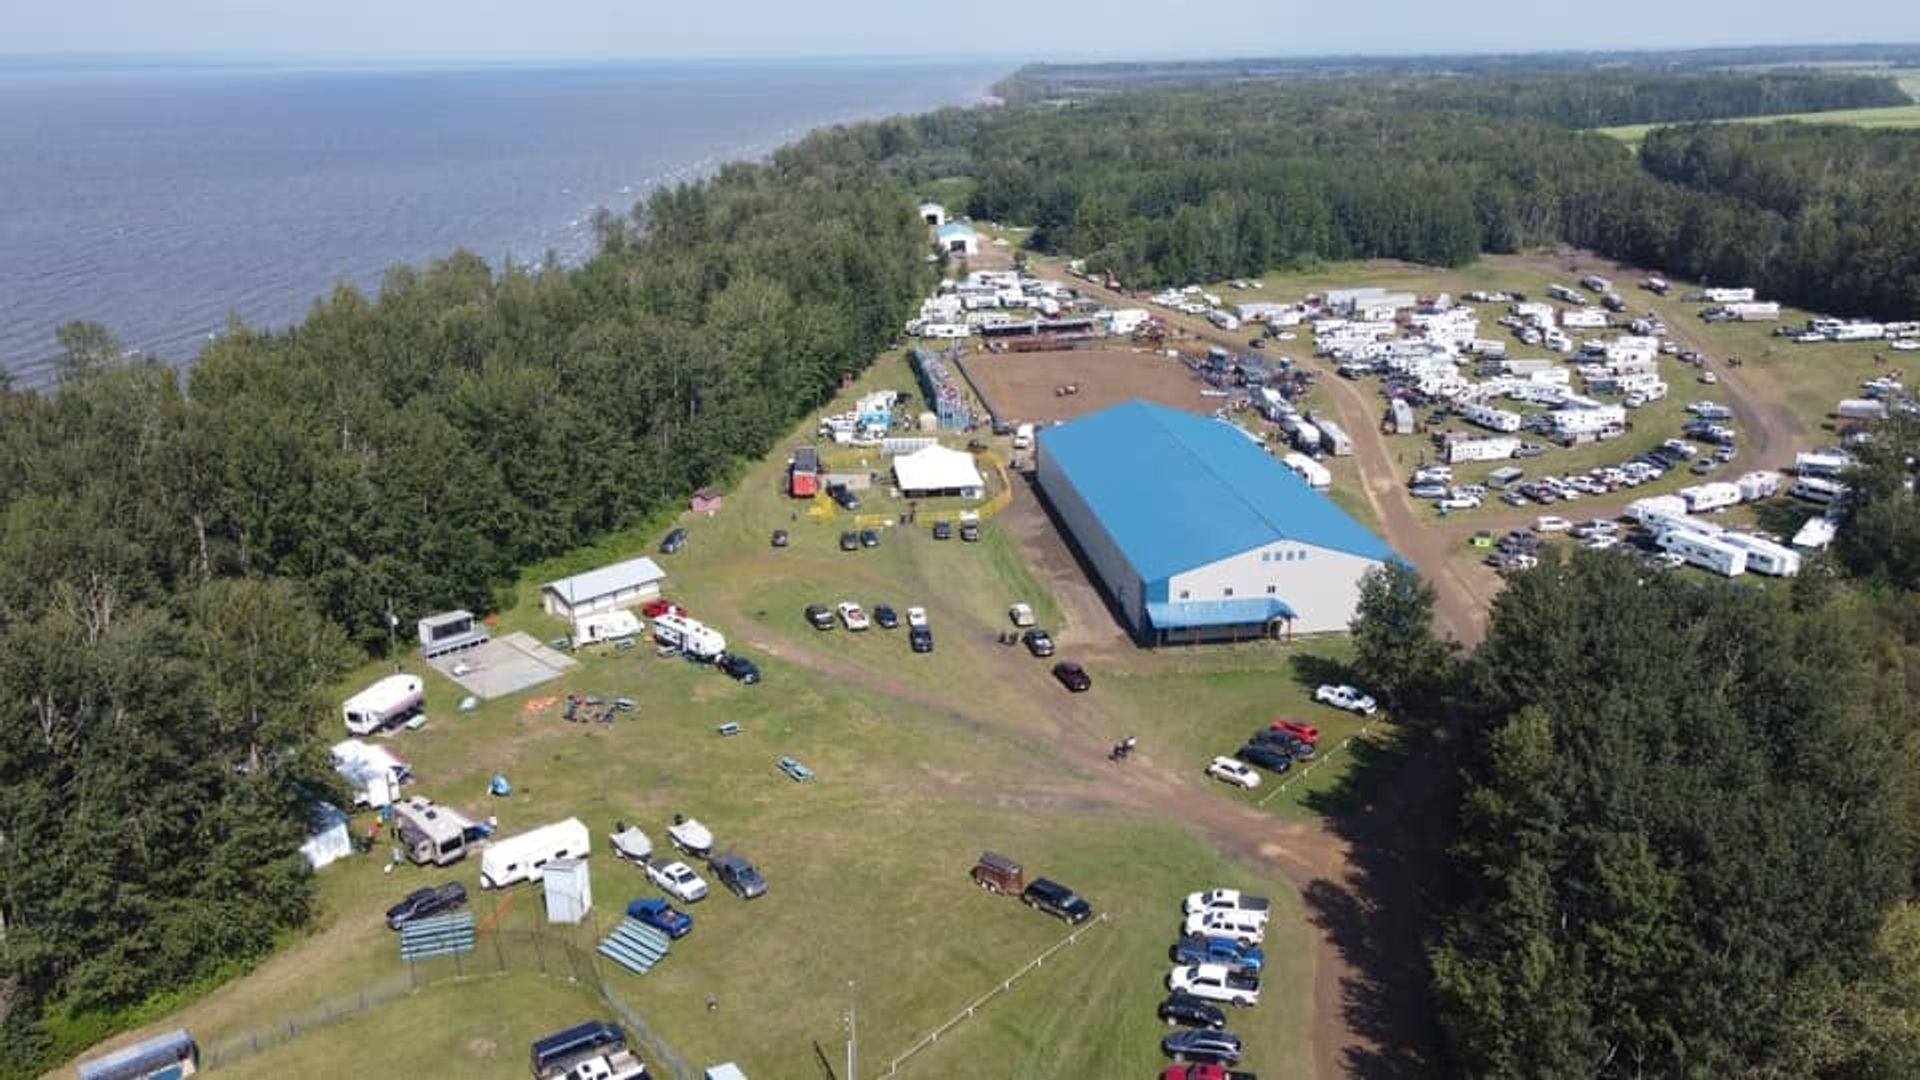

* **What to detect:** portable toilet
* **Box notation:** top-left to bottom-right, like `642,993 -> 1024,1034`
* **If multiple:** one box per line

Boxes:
543,859 -> 592,924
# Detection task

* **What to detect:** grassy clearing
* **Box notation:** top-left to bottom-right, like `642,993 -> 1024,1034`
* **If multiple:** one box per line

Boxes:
1593,104 -> 1920,148
99,356 -> 1358,1080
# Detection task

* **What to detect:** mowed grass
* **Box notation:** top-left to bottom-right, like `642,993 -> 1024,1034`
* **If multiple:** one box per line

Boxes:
1593,104 -> 1920,147
99,352 -> 1347,1080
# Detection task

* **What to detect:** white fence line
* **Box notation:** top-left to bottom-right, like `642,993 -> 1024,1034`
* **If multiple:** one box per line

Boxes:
881,912 -> 1112,1075
1256,720 -> 1379,808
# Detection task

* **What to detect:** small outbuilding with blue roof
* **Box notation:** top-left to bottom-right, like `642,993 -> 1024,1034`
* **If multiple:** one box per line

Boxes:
1035,400 -> 1397,643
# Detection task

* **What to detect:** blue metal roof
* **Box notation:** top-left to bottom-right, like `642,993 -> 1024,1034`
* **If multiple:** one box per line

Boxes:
936,222 -> 976,240
1146,597 -> 1297,629
1038,400 -> 1396,580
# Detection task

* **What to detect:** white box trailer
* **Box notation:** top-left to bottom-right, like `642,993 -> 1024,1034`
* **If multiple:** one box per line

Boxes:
1724,302 -> 1780,321
481,817 -> 591,889
1703,287 -> 1756,304
1716,532 -> 1802,576
342,674 -> 424,736
1658,530 -> 1749,576
653,612 -> 726,660
1460,402 -> 1523,433
1680,482 -> 1742,513
1305,412 -> 1354,456
1446,436 -> 1519,464
1285,419 -> 1322,453
1282,452 -> 1332,489
1793,515 -> 1839,550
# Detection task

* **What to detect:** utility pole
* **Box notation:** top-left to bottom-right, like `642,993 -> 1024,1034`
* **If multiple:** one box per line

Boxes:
385,599 -> 400,671
844,981 -> 857,1080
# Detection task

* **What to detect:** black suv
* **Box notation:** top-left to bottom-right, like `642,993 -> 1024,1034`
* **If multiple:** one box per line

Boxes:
829,483 -> 860,511
710,852 -> 767,899
1021,877 -> 1092,924
1158,993 -> 1227,1030
839,531 -> 859,552
385,882 -> 468,929
909,626 -> 934,653
874,605 -> 899,629
805,604 -> 834,630
1236,743 -> 1293,773
718,653 -> 761,684
932,520 -> 953,540
659,527 -> 688,554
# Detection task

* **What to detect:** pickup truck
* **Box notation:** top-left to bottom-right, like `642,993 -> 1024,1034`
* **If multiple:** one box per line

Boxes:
647,859 -> 709,904
1172,933 -> 1265,973
1169,963 -> 1262,1007
1183,889 -> 1271,921
1183,909 -> 1266,946
626,897 -> 693,939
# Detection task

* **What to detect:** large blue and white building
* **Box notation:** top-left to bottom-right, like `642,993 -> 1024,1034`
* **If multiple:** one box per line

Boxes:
1036,400 -> 1397,643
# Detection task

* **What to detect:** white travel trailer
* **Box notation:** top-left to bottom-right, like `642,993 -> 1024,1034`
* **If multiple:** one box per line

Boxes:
1716,533 -> 1802,577
1703,287 -> 1756,304
393,796 -> 477,867
481,817 -> 592,889
332,739 -> 411,808
1446,437 -> 1519,464
342,674 -> 424,736
652,612 -> 726,660
1282,452 -> 1332,489
1795,451 -> 1853,478
1625,495 -> 1690,523
1836,398 -> 1889,421
1459,401 -> 1523,433
1793,515 -> 1839,550
1658,530 -> 1749,577
1736,471 -> 1781,502
1679,482 -> 1742,514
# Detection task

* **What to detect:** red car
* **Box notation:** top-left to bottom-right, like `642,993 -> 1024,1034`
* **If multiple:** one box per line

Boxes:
1269,719 -> 1319,744
1162,1064 -> 1255,1080
642,598 -> 686,619
1051,661 -> 1092,693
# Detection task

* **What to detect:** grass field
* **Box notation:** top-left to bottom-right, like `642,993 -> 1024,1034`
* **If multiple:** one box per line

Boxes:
75,349 -> 1367,1080
1594,104 -> 1920,147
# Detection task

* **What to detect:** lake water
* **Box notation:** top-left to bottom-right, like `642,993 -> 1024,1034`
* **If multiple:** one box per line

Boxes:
0,59 -> 1002,386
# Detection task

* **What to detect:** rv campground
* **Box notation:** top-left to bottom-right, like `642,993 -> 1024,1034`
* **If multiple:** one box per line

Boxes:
71,247 -> 1920,1080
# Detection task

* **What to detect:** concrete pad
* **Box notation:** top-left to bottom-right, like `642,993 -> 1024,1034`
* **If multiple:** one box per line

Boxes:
427,631 -> 576,700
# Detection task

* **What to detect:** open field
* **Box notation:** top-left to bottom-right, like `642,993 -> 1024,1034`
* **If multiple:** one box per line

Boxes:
1593,103 -> 1920,147
960,345 -> 1217,426
70,349 -> 1382,1079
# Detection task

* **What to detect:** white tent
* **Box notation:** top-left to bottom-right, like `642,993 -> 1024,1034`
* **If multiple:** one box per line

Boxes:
893,444 -> 986,498
300,801 -> 352,870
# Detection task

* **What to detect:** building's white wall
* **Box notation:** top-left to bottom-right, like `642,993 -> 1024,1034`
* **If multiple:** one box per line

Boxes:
1165,542 -> 1382,634
541,580 -> 662,621
1036,448 -> 1145,635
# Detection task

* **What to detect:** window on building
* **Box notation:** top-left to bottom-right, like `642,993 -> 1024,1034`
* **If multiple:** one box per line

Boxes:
1224,587 -> 1234,597
1267,585 -> 1277,594
1179,590 -> 1190,600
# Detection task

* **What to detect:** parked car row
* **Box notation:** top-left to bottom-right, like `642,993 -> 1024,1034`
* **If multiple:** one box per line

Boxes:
805,600 -> 935,653
1157,888 -> 1272,1070
1206,717 -> 1321,790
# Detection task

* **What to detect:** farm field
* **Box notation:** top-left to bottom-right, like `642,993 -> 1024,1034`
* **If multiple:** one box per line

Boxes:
1593,103 -> 1920,147
72,350 -> 1373,1080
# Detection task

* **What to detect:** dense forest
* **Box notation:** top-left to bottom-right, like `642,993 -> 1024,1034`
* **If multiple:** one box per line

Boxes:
0,139 -> 928,1073
1004,45 -> 1920,101
1346,418 -> 1920,1076
850,72 -> 1920,320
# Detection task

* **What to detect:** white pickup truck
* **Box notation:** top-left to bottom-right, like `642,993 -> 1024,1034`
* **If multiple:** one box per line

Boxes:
1169,963 -> 1262,1007
1184,889 -> 1272,922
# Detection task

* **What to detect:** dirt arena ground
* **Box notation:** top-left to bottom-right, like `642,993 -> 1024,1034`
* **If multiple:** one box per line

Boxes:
959,346 -> 1218,425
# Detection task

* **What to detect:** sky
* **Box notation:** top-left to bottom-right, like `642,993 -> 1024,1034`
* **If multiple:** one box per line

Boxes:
5,0 -> 1920,61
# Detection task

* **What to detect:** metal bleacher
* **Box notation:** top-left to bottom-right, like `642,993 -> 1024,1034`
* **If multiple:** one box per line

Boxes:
597,918 -> 672,975
398,912 -> 476,962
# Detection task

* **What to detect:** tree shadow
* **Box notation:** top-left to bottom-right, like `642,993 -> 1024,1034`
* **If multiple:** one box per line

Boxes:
1751,497 -> 1816,539
1286,650 -> 1354,692
1301,723 -> 1458,1078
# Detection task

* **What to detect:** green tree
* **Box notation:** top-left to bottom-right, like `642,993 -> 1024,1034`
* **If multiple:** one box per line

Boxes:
1349,562 -> 1457,719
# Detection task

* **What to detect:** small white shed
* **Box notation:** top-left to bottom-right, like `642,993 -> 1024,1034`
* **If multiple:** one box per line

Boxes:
918,201 -> 947,227
543,858 -> 592,924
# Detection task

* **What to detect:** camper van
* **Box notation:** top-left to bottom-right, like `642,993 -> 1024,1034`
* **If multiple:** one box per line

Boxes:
1657,530 -> 1749,577
1791,477 -> 1849,505
652,612 -> 727,661
341,674 -> 424,736
481,818 -> 591,889
393,796 -> 477,867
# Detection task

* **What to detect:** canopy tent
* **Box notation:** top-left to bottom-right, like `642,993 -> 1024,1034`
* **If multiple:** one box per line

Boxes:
893,444 -> 986,498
